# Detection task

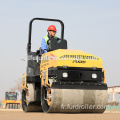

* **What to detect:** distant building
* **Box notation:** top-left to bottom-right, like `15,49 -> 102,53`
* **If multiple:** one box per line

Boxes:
108,86 -> 120,105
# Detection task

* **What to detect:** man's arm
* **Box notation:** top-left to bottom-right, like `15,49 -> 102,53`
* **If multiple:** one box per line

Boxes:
41,38 -> 48,53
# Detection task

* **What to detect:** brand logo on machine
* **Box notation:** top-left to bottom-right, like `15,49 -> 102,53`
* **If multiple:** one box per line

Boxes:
50,53 -> 55,60
72,60 -> 86,63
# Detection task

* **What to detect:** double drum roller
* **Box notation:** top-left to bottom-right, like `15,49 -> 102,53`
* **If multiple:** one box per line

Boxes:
22,18 -> 108,113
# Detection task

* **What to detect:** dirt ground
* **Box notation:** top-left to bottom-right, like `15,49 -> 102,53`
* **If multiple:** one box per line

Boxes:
0,109 -> 120,120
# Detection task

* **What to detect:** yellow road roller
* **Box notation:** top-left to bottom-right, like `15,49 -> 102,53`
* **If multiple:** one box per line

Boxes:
22,18 -> 108,113
2,92 -> 21,109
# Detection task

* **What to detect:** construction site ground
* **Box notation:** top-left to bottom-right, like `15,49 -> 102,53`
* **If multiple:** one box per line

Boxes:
0,109 -> 120,120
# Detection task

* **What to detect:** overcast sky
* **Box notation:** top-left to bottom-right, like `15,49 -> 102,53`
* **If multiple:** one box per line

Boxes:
0,0 -> 120,100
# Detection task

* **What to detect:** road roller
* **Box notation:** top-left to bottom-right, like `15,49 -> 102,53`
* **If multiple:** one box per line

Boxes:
2,92 -> 21,109
22,18 -> 108,113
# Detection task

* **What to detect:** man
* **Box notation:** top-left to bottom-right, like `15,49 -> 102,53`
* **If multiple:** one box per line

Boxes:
41,25 -> 58,54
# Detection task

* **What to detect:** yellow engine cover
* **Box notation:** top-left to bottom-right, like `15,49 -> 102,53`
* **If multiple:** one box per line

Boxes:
40,49 -> 103,69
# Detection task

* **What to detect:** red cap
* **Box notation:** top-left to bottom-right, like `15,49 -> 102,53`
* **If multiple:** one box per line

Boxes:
47,25 -> 57,31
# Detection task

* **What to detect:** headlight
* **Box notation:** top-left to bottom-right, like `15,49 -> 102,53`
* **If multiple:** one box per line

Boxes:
92,73 -> 97,79
63,72 -> 68,78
